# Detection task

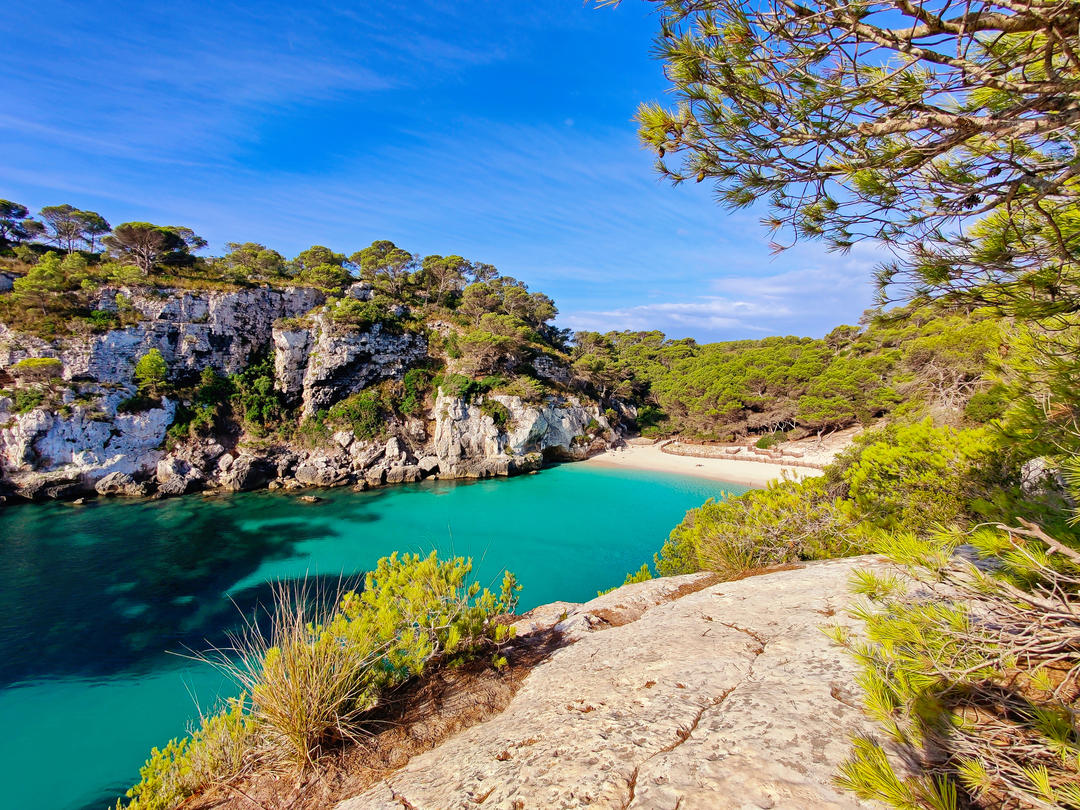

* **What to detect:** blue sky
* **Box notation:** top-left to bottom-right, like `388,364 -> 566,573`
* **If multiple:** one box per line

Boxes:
0,0 -> 879,341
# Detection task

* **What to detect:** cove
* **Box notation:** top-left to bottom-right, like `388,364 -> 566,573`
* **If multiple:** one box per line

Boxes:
0,464 -> 748,810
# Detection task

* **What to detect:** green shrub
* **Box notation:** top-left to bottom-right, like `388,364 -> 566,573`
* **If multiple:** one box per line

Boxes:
327,298 -> 396,330
480,398 -> 511,429
399,368 -> 431,416
168,368 -> 233,439
327,391 -> 384,440
656,477 -> 867,579
831,524 -> 1080,810
231,355 -> 286,433
11,356 -> 63,382
86,309 -> 119,332
121,697 -> 252,810
755,431 -> 787,449
434,372 -> 491,402
828,420 -> 1000,532
134,349 -> 168,397
121,552 -> 519,807
964,384 -> 1010,424
12,387 -> 45,414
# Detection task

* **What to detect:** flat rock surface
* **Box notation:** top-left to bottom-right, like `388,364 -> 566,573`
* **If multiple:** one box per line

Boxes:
337,556 -> 893,810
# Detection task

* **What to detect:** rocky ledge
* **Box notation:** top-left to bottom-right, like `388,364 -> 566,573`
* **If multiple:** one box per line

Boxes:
337,556 -> 898,810
0,285 -> 619,502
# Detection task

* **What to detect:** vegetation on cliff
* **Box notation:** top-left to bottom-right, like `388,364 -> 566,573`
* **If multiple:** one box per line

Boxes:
628,0 -> 1080,805
121,552 -> 519,810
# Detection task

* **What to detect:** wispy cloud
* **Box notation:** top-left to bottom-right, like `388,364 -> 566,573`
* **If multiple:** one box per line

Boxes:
562,258 -> 881,340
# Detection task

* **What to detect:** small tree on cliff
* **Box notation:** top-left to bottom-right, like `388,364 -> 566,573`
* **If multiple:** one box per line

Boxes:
135,349 -> 168,398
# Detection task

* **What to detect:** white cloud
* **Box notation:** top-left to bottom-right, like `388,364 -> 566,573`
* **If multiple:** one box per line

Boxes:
561,259 -> 881,341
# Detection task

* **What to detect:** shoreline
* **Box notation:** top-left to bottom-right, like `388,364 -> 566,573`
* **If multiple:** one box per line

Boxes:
583,443 -> 822,488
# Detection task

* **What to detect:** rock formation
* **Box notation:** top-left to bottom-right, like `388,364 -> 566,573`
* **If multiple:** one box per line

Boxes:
0,285 -> 617,501
337,556 -> 896,810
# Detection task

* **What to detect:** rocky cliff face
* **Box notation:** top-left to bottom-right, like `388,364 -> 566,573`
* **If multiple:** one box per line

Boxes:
337,556 -> 902,810
273,314 -> 428,417
0,286 -> 616,501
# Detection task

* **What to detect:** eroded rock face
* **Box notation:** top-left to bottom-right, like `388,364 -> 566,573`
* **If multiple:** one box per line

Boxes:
0,390 -> 175,490
0,286 -> 619,500
272,314 -> 428,417
338,557 -> 898,810
433,390 -> 611,478
0,287 -> 324,385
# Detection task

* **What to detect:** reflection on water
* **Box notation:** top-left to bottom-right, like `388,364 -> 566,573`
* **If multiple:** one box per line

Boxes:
0,466 -> 743,810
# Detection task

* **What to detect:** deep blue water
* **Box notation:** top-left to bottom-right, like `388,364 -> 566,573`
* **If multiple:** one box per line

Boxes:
0,464 -> 746,809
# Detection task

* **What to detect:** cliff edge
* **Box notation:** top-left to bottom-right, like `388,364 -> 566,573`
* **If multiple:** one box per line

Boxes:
337,556 -> 896,810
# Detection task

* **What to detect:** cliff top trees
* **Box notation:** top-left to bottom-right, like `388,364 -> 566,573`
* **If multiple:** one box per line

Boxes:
104,223 -> 195,275
222,242 -> 288,282
291,245 -> 349,290
39,204 -> 111,253
0,200 -> 45,247
351,240 -> 417,300
631,0 -> 1080,316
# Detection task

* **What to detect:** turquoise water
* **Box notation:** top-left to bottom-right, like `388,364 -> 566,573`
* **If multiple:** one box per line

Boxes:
0,464 -> 746,810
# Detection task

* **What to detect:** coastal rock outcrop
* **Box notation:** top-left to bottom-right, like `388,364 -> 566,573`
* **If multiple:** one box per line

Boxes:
1,285 -> 620,500
338,556 -> 897,810
272,314 -> 427,417
433,391 -> 611,478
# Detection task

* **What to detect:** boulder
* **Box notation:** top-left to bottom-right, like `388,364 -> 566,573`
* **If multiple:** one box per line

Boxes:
219,456 -> 274,492
156,457 -> 191,484
95,471 -> 148,497
417,455 -> 440,474
157,473 -> 201,497
294,458 -> 349,487
385,465 -> 422,485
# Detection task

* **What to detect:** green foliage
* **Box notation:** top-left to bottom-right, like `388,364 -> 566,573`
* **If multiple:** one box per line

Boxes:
578,306 -> 999,440
10,387 -> 45,414
632,0 -> 1080,319
121,697 -> 252,810
327,297 -> 397,330
828,421 -> 1001,532
399,368 -> 431,416
963,384 -> 1009,424
755,431 -> 786,449
121,553 -> 519,806
327,391 -> 384,440
480,398 -> 511,429
656,477 -> 867,579
291,245 -> 349,291
220,241 -> 287,282
435,372 -> 489,402
833,523 -> 1080,809
134,349 -> 168,397
11,356 -> 63,382
168,368 -> 233,440
231,359 -> 286,433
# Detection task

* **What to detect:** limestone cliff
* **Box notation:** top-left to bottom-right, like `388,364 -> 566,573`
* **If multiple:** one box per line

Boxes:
0,285 -> 616,501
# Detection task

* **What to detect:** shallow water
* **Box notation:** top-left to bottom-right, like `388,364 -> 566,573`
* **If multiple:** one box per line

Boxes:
0,464 -> 746,810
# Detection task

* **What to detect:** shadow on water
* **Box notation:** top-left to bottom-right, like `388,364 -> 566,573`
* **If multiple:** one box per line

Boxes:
0,488 -> 389,687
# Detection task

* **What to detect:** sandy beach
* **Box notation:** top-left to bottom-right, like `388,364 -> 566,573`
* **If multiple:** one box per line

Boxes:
583,443 -> 823,487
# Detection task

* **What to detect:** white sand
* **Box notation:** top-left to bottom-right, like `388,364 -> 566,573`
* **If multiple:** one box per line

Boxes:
583,443 -> 821,487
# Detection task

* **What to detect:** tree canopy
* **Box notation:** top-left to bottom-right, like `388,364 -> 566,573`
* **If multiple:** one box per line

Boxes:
631,0 -> 1080,316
